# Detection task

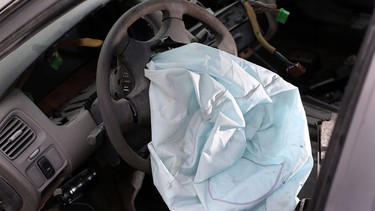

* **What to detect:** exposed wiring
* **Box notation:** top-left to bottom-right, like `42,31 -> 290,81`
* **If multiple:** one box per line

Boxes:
274,51 -> 295,66
243,1 -> 276,54
243,0 -> 306,77
248,1 -> 279,14
253,1 -> 277,9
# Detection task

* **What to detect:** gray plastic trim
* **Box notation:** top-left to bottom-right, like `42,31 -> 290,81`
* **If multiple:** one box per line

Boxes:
0,0 -> 111,100
0,90 -> 97,210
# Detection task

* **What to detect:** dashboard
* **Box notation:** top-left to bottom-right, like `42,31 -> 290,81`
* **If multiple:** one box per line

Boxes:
0,0 -> 267,210
0,90 -> 96,210
0,0 -> 112,210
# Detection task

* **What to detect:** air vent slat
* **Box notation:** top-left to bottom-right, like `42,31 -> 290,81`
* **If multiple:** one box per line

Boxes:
1,125 -> 27,152
4,130 -> 32,154
0,117 -> 36,160
0,120 -> 21,145
0,119 -> 18,136
8,132 -> 34,158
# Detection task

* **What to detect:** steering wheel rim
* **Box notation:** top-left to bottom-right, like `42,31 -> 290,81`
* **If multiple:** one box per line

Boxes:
97,0 -> 237,173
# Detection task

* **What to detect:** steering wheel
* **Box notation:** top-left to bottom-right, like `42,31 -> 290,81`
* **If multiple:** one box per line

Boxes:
96,0 -> 237,173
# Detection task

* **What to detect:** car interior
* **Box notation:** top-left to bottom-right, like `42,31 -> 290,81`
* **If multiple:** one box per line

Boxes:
0,0 -> 373,210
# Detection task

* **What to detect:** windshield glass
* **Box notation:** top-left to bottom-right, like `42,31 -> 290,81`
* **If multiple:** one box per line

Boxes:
0,0 -> 16,14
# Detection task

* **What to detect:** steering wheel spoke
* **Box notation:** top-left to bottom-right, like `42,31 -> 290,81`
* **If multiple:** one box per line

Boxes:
157,15 -> 191,44
111,98 -> 135,132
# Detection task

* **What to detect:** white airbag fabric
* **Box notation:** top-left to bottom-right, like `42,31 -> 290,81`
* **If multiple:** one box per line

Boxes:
145,43 -> 313,211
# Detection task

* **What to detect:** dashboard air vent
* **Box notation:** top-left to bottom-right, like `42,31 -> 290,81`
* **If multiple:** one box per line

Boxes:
0,116 -> 36,160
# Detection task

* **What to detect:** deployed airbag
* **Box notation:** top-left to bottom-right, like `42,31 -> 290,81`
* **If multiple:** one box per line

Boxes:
145,43 -> 313,211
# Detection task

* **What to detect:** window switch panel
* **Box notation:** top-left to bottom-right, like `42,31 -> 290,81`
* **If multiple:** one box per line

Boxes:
37,156 -> 55,179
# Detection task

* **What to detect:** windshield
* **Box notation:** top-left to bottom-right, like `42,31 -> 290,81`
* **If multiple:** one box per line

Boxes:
0,0 -> 82,60
0,0 -> 17,15
0,0 -> 13,10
